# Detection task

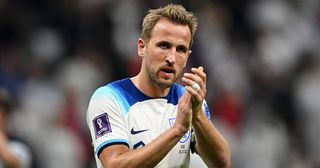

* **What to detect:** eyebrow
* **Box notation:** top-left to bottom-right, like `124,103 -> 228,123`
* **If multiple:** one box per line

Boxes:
157,41 -> 171,46
156,40 -> 189,50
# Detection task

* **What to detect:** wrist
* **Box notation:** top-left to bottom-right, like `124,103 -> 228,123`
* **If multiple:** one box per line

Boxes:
172,124 -> 189,137
192,110 -> 206,124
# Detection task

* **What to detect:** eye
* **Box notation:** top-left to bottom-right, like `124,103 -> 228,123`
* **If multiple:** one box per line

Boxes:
176,46 -> 187,53
158,42 -> 170,49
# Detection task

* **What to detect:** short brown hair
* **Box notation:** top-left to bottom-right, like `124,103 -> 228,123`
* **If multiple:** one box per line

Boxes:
141,4 -> 198,47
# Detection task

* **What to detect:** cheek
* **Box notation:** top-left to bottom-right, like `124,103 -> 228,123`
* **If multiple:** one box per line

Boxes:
147,49 -> 166,64
175,59 -> 187,72
177,55 -> 188,66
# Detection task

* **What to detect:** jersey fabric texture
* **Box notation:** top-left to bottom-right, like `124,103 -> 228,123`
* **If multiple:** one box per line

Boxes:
87,78 -> 211,168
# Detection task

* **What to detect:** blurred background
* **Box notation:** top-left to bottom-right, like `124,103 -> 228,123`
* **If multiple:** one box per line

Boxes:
1,0 -> 320,167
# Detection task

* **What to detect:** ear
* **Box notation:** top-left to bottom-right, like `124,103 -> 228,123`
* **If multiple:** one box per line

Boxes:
184,50 -> 192,67
137,38 -> 146,58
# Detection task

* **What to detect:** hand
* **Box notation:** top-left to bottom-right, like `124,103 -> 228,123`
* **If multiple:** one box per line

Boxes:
174,91 -> 193,134
182,66 -> 206,117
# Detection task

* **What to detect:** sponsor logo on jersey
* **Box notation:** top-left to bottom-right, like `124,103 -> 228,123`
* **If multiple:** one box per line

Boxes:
168,118 -> 190,143
130,127 -> 149,135
93,113 -> 112,138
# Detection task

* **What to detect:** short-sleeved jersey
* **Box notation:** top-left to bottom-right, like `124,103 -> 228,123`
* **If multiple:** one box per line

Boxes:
86,78 -> 211,168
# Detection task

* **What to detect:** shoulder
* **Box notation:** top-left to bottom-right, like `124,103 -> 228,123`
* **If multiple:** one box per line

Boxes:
90,78 -> 130,100
171,83 -> 186,97
166,83 -> 186,105
88,78 -> 134,116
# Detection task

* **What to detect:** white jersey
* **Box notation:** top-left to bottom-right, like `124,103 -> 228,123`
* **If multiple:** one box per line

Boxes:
86,78 -> 211,168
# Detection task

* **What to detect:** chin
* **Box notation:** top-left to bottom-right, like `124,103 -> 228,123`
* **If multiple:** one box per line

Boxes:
158,78 -> 176,88
149,72 -> 177,88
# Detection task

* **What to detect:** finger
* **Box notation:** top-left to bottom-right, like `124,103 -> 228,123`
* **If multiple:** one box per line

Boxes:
185,86 -> 202,101
182,73 -> 204,90
183,72 -> 203,84
182,76 -> 201,91
192,66 -> 203,73
191,66 -> 206,86
182,90 -> 192,99
199,66 -> 204,71
179,91 -> 192,104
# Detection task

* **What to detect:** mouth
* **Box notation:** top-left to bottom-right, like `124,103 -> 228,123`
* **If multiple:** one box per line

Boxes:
159,67 -> 175,78
160,67 -> 175,74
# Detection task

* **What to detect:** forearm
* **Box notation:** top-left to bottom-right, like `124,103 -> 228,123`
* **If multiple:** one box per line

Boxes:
100,125 -> 186,168
192,112 -> 230,168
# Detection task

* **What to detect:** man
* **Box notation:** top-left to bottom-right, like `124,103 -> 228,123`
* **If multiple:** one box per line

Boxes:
0,88 -> 33,168
86,4 -> 230,168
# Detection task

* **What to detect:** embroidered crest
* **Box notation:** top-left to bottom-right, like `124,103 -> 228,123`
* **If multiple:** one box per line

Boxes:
169,118 -> 190,143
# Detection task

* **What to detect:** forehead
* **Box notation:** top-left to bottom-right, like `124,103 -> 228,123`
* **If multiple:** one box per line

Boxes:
149,18 -> 191,47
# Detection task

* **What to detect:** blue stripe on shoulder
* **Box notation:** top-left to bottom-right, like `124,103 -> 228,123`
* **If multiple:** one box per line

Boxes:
166,84 -> 186,105
91,80 -> 188,115
177,84 -> 186,97
109,84 -> 131,115
91,84 -> 130,116
114,79 -> 150,107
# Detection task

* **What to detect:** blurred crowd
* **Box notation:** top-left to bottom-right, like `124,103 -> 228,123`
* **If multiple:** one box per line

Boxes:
0,0 -> 320,167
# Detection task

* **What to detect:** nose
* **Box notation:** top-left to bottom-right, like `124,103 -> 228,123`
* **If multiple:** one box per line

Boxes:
166,48 -> 176,65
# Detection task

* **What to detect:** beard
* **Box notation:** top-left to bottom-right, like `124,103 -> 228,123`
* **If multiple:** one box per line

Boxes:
145,63 -> 178,89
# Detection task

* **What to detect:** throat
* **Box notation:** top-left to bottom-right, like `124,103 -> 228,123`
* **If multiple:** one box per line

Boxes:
131,75 -> 170,98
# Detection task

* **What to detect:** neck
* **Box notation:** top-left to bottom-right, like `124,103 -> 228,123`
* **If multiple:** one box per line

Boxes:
131,73 -> 171,98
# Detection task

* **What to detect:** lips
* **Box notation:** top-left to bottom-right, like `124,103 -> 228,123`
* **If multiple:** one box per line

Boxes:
160,67 -> 175,74
159,67 -> 175,78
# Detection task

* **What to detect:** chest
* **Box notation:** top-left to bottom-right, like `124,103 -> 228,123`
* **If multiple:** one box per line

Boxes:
125,99 -> 191,150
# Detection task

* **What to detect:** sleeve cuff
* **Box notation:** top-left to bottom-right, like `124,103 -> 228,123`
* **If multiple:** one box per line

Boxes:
96,139 -> 129,157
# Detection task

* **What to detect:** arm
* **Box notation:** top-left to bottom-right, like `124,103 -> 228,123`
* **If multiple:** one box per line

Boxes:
183,66 -> 231,168
192,109 -> 230,168
92,92 -> 193,168
100,122 -> 185,168
0,131 -> 21,168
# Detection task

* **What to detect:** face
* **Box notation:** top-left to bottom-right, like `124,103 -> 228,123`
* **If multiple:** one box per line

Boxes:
138,18 -> 192,88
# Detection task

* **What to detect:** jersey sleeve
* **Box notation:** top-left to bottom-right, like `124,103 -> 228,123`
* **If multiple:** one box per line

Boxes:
202,99 -> 211,121
86,86 -> 129,157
